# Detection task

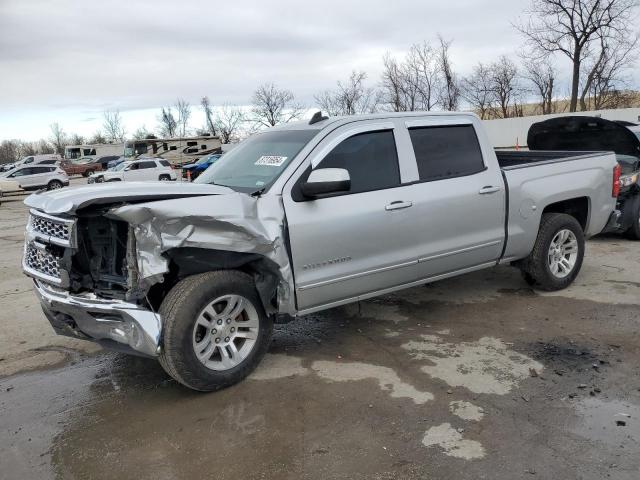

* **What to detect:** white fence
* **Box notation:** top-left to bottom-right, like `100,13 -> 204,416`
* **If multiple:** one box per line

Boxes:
483,107 -> 640,148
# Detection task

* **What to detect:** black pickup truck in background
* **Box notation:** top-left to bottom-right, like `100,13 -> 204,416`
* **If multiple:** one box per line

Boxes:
528,116 -> 640,239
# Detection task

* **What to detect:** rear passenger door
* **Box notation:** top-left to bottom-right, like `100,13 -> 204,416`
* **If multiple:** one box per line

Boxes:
283,122 -> 419,312
405,119 -> 506,279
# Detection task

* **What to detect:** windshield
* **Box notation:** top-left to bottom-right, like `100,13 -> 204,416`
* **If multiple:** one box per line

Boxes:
195,130 -> 318,192
196,156 -> 212,165
113,162 -> 128,171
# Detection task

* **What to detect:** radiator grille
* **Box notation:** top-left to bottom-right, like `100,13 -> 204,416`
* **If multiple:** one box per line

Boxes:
30,213 -> 71,243
25,243 -> 61,280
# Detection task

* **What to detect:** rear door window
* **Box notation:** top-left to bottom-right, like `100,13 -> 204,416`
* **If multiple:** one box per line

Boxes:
409,125 -> 485,182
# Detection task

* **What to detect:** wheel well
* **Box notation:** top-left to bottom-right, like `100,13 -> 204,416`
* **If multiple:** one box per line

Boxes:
145,248 -> 282,314
542,197 -> 589,230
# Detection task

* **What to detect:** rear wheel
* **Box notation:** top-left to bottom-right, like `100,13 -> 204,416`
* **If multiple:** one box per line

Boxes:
159,174 -> 171,181
519,213 -> 584,291
159,270 -> 273,392
47,180 -> 63,190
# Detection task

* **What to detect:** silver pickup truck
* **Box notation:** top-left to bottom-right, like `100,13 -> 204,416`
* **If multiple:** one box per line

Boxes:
22,112 -> 619,391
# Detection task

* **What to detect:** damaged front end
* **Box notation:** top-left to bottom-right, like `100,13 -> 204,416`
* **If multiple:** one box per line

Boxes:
22,183 -> 295,357
23,208 -> 161,356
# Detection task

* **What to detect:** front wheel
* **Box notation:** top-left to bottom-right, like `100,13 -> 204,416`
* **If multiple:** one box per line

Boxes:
159,270 -> 273,392
519,213 -> 585,291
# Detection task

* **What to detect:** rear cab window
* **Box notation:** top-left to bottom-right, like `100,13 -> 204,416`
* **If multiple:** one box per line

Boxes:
409,125 -> 486,182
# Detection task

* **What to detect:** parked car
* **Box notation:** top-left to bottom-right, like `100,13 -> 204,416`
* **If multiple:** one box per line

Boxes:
528,116 -> 640,239
106,157 -> 126,170
88,158 -> 176,183
60,157 -> 102,177
2,164 -> 69,191
23,111 -> 618,391
182,154 -> 222,180
0,154 -> 62,172
94,155 -> 121,169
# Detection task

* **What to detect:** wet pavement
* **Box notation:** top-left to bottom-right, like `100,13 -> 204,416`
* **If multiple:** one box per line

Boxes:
1,185 -> 640,479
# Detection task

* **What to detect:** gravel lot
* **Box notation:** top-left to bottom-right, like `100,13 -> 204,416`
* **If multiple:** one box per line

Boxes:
1,180 -> 639,479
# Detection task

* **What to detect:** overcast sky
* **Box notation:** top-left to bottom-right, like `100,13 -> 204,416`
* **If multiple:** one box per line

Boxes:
0,0 -> 628,141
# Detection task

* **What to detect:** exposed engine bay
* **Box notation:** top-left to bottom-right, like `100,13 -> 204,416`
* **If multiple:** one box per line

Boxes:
71,213 -> 134,300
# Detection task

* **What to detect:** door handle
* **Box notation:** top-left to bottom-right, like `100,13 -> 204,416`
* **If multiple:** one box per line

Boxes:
478,186 -> 501,195
386,201 -> 413,211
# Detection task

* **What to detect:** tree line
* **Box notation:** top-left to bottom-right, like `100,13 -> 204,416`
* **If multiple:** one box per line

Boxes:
1,0 -> 638,164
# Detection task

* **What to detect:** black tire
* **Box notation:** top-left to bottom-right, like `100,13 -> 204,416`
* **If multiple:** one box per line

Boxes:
95,176 -> 104,183
159,174 -> 171,181
82,171 -> 90,178
47,180 -> 63,190
158,270 -> 273,392
624,198 -> 640,240
519,213 -> 585,291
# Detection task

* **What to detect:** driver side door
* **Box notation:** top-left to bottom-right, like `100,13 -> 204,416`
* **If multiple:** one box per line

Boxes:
283,121 -> 419,313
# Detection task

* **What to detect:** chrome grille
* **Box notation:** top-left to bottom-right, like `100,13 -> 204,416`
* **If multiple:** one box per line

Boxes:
25,243 -> 61,280
28,210 -> 75,247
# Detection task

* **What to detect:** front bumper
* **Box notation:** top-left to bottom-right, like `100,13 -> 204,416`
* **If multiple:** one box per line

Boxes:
32,280 -> 162,357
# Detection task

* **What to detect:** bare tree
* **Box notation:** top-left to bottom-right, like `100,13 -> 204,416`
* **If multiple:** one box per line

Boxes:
103,110 -> 126,142
380,42 -> 440,112
175,98 -> 191,137
132,126 -> 154,140
437,36 -> 461,111
201,96 -> 217,136
157,107 -> 178,138
37,139 -> 55,154
251,83 -> 304,128
49,122 -> 67,155
580,32 -> 638,110
315,71 -> 380,116
380,54 -> 407,111
68,133 -> 85,146
0,140 -> 20,164
89,130 -> 107,144
517,0 -> 639,112
523,57 -> 557,114
489,56 -> 523,119
461,63 -> 495,119
214,105 -> 246,144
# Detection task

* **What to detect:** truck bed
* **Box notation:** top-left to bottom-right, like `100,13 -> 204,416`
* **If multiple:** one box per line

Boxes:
495,150 -> 606,170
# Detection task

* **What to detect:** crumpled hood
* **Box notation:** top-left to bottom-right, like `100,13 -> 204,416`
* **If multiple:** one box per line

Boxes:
24,181 -> 233,215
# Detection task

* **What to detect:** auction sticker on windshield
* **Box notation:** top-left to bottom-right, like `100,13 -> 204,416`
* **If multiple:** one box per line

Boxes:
255,156 -> 287,167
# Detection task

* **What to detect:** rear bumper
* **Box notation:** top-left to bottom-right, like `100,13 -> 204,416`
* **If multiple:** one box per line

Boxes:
32,280 -> 162,357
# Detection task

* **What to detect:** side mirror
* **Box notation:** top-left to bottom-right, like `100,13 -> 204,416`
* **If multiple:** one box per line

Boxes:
301,168 -> 351,198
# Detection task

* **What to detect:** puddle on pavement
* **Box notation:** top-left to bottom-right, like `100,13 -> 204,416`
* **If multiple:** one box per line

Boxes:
573,397 -> 640,447
401,335 -> 543,395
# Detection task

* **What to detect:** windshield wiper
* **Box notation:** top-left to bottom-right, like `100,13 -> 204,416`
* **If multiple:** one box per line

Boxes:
250,187 -> 266,197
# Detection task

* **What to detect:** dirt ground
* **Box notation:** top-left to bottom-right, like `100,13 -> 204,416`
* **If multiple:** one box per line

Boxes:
1,181 -> 639,480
